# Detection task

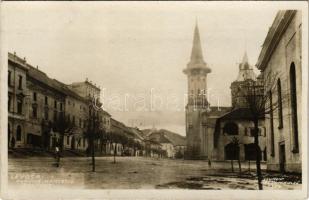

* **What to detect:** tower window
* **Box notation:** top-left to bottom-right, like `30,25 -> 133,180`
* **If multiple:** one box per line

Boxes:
17,98 -> 23,114
45,96 -> 48,105
32,105 -> 37,118
33,92 -> 37,101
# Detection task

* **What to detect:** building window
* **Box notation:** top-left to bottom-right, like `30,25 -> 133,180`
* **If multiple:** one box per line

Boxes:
290,63 -> 299,153
60,103 -> 63,111
32,105 -> 37,118
45,96 -> 48,105
16,125 -> 22,141
79,118 -> 82,128
73,116 -> 75,125
223,122 -> 238,135
269,90 -> 275,156
277,79 -> 283,129
8,71 -> 12,86
8,95 -> 11,112
33,92 -> 37,101
8,123 -> 11,143
54,100 -> 57,109
18,75 -> 23,90
17,98 -> 23,114
44,108 -> 49,120
53,110 -> 58,122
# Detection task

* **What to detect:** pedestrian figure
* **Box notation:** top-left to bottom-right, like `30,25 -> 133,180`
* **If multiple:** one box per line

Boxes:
208,159 -> 212,168
55,146 -> 60,167
11,137 -> 15,149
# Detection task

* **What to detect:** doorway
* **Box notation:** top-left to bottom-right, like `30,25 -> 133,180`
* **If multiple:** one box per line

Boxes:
279,143 -> 286,173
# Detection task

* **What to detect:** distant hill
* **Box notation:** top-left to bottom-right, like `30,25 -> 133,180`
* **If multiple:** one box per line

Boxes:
141,128 -> 186,146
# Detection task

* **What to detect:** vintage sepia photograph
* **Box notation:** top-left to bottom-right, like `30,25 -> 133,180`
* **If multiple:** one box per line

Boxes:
0,1 -> 308,200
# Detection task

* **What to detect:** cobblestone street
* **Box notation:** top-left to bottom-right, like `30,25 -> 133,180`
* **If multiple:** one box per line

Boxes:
9,157 -> 301,190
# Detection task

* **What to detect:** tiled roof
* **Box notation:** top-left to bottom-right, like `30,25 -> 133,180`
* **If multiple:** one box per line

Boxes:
205,106 -> 231,118
144,129 -> 186,146
27,66 -> 86,102
219,107 -> 264,120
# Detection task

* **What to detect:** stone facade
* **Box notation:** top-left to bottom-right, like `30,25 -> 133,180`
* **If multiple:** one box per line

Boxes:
256,10 -> 302,173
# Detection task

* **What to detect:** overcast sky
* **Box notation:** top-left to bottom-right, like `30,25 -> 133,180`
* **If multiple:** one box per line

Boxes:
3,2 -> 290,136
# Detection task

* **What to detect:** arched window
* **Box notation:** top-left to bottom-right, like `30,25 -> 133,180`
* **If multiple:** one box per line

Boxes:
16,125 -> 22,141
223,122 -> 238,135
269,90 -> 275,156
277,79 -> 283,128
290,63 -> 299,152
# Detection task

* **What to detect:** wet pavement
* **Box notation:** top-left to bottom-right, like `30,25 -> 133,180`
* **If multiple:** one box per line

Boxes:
8,156 -> 301,190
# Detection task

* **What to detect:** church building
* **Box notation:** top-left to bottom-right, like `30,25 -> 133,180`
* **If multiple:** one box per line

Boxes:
184,23 -> 267,162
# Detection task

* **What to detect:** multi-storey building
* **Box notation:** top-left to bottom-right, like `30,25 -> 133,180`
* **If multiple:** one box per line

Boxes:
7,53 -> 106,151
8,53 -> 29,148
26,64 -> 66,149
256,10 -> 302,173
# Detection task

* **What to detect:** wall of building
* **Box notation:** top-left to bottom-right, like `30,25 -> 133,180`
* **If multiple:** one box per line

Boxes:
8,57 -> 28,148
214,119 -> 266,162
263,11 -> 302,173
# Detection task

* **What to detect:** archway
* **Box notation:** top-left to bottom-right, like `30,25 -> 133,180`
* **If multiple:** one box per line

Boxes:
225,142 -> 239,160
244,143 -> 257,160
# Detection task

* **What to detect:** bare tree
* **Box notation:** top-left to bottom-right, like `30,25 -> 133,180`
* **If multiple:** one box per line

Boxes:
238,72 -> 287,190
54,112 -> 76,151
84,99 -> 103,172
230,137 -> 242,174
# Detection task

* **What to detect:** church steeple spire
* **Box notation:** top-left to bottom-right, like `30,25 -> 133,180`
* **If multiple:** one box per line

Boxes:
185,22 -> 211,72
236,51 -> 256,81
190,22 -> 205,64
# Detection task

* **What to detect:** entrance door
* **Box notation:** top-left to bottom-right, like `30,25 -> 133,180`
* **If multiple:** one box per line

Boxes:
279,143 -> 286,173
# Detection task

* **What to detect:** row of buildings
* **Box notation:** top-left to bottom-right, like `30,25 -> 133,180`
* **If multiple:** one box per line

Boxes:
7,55 -> 186,158
184,10 -> 302,173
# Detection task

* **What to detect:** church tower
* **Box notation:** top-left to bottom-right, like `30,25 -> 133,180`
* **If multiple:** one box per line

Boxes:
183,23 -> 211,159
230,51 -> 257,108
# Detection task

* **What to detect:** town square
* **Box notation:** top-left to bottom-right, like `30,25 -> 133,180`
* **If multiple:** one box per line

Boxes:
2,2 -> 306,197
